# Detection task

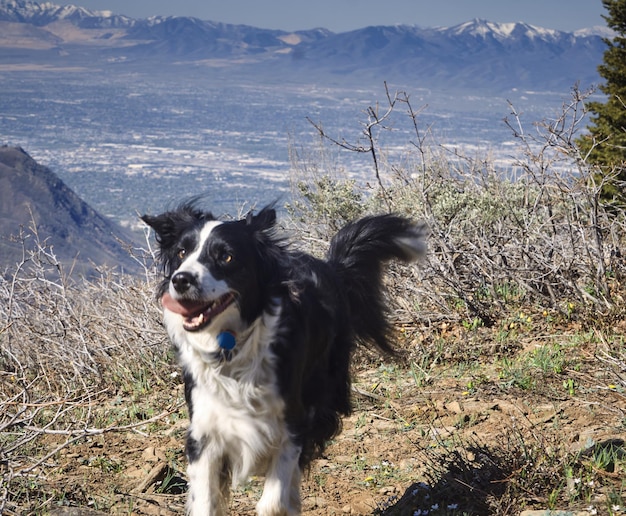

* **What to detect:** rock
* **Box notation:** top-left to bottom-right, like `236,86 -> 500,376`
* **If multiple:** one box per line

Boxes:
372,419 -> 397,432
446,400 -> 463,414
348,494 -> 376,514
303,496 -> 328,509
141,446 -> 166,463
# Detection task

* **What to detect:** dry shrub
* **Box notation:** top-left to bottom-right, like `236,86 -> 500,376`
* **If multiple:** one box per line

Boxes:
290,84 -> 626,327
0,227 -> 174,513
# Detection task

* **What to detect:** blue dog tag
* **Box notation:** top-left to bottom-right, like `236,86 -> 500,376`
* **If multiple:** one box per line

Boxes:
217,331 -> 236,350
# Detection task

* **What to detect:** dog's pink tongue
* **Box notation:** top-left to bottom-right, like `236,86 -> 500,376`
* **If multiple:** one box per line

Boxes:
161,293 -> 205,317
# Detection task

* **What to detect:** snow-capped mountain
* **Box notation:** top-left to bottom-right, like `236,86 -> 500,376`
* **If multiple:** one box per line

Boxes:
0,0 -> 133,27
445,18 -> 563,41
0,0 -> 607,91
281,20 -> 605,90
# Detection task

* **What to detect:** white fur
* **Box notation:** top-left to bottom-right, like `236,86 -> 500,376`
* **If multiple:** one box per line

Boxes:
171,298 -> 301,516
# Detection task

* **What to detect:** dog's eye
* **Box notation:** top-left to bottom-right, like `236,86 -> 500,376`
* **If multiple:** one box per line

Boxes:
212,245 -> 234,265
177,248 -> 186,260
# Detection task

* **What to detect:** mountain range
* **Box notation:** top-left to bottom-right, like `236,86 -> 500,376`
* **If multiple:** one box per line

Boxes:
0,0 -> 609,91
0,146 -> 141,277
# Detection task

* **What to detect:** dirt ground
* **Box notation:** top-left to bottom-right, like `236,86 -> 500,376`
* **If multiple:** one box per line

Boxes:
28,323 -> 626,516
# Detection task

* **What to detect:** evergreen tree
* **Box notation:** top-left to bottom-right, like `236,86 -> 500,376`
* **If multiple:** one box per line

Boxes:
577,0 -> 626,198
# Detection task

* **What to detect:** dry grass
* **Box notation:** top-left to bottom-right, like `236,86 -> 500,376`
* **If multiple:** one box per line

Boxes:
0,233 -> 181,514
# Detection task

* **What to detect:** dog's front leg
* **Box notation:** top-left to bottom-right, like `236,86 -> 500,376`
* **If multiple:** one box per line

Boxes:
186,433 -> 231,516
256,439 -> 302,516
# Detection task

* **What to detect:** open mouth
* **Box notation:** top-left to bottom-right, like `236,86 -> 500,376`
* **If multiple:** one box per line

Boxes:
162,292 -> 235,332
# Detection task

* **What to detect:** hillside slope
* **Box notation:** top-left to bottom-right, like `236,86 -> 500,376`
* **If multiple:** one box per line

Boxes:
0,145 -> 141,276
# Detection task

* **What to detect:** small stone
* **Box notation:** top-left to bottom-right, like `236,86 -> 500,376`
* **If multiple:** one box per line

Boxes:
141,447 -> 166,463
447,401 -> 463,414
141,447 -> 158,462
303,496 -> 328,509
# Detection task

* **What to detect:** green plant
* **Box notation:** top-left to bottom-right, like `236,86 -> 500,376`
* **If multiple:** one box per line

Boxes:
287,175 -> 364,238
409,358 -> 432,388
88,456 -> 124,474
155,465 -> 187,494
576,0 -> 626,201
531,344 -> 566,375
498,357 -> 536,390
563,377 -> 577,396
462,317 -> 483,331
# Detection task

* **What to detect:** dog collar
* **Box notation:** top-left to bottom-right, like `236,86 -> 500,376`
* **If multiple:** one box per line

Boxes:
214,331 -> 236,363
217,331 -> 236,351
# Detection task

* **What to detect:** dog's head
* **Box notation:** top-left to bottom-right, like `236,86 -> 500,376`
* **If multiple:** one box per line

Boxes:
142,203 -> 281,355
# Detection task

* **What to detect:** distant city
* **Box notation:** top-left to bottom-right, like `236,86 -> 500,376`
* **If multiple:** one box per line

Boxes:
0,71 -> 576,230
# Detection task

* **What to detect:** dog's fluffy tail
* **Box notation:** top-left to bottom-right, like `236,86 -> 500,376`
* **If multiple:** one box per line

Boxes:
327,214 -> 427,355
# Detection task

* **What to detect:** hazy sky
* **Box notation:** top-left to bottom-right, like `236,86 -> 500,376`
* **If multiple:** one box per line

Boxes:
59,0 -> 606,33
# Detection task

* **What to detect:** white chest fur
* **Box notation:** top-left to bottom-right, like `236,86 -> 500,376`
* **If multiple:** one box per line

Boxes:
178,308 -> 287,484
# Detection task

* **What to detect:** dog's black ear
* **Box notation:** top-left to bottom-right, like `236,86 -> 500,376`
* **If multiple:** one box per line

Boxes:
141,213 -> 179,252
141,213 -> 166,238
245,206 -> 276,231
141,204 -> 212,251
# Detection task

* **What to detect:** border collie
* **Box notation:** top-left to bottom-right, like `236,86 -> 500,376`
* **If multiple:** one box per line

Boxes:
141,203 -> 426,516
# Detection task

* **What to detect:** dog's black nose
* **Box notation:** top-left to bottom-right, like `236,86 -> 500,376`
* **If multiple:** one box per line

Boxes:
171,271 -> 194,293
